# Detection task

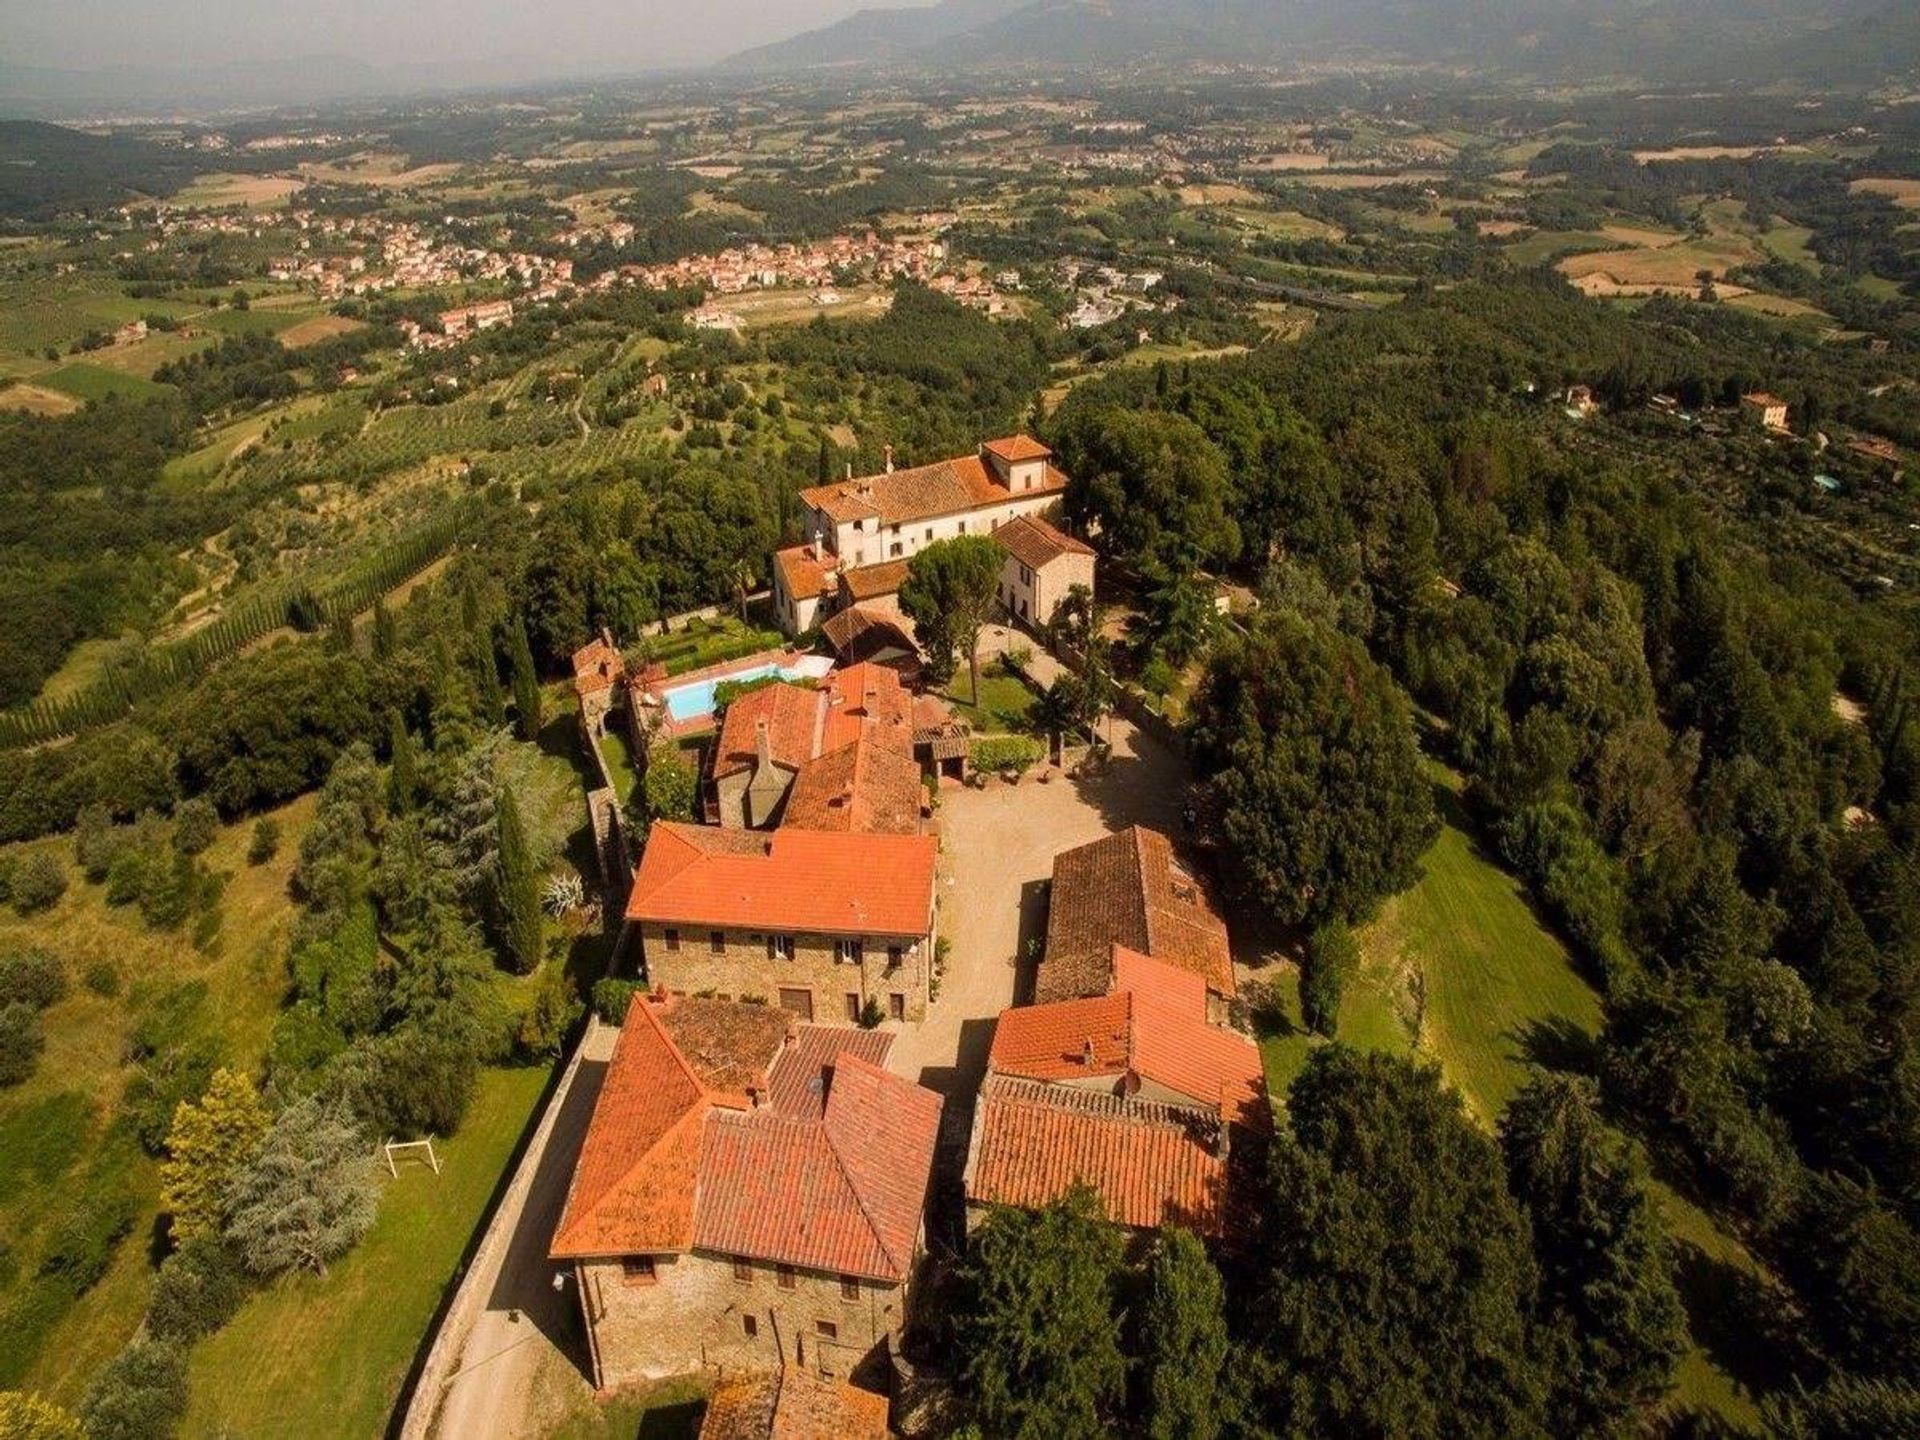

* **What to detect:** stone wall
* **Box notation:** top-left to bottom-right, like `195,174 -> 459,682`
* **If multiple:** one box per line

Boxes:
577,1248 -> 908,1389
638,921 -> 932,1023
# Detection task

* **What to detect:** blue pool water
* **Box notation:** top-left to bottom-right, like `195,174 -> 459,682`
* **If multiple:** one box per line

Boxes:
660,655 -> 834,724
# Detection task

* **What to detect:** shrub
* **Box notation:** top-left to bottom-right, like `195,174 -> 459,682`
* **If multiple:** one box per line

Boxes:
0,1005 -> 44,1088
73,802 -> 126,882
9,854 -> 67,916
83,959 -> 120,998
80,1338 -> 189,1440
171,797 -> 219,857
591,977 -> 642,1025
39,1172 -> 137,1291
147,1235 -> 252,1343
333,1029 -> 477,1139
514,961 -> 580,1061
247,817 -> 280,865
1300,920 -> 1358,1038
0,950 -> 66,1011
103,848 -> 149,907
971,735 -> 1045,773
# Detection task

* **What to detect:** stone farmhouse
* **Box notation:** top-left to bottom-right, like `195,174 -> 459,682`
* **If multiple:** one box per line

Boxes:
627,824 -> 939,1024
965,945 -> 1266,1238
771,435 -> 1070,637
1039,825 -> 1237,1018
551,993 -> 942,1391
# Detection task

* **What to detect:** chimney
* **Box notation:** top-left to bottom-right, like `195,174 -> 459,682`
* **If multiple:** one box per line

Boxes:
845,462 -> 853,481
883,444 -> 894,474
755,717 -> 772,772
1214,1112 -> 1232,1161
1082,1037 -> 1096,1067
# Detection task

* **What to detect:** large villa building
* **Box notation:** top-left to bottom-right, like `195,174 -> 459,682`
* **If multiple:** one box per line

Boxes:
772,435 -> 1070,636
551,994 -> 941,1390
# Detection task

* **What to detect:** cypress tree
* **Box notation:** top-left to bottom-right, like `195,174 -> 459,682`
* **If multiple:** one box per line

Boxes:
372,599 -> 397,660
1140,1227 -> 1232,1440
387,714 -> 418,814
508,619 -> 543,742
494,788 -> 542,974
329,607 -> 355,654
472,634 -> 506,726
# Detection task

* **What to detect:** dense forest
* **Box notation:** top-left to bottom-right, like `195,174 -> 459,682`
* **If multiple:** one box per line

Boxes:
1034,269 -> 1920,1432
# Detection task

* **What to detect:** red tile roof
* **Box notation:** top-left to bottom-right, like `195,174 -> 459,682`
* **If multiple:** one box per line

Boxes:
983,434 -> 1053,462
654,993 -> 794,1102
572,636 -> 626,697
773,544 -> 837,602
821,606 -> 917,664
840,560 -> 910,605
783,737 -> 925,835
696,1052 -> 941,1282
967,1075 -> 1229,1235
554,1001 -> 941,1279
989,947 -> 1266,1126
1039,827 -> 1234,1002
711,682 -> 825,782
700,1367 -> 890,1440
628,822 -> 937,937
995,513 -> 1094,571
800,445 -> 1066,530
550,996 -> 712,1258
820,662 -> 915,753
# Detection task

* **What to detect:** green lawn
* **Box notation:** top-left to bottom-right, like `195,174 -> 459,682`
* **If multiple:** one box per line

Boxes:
38,361 -> 169,402
182,1066 -> 549,1439
944,665 -> 1036,736
598,727 -> 640,804
546,1375 -> 711,1440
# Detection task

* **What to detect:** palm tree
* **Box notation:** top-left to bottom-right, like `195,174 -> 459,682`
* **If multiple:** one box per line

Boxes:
729,558 -> 755,623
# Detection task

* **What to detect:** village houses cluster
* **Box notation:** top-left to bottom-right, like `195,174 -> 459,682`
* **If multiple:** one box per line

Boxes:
548,435 -> 1266,1435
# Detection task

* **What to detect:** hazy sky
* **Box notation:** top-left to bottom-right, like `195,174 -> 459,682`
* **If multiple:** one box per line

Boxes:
0,0 -> 899,76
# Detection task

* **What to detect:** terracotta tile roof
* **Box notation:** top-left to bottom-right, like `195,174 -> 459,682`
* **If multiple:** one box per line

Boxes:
628,822 -> 937,937
701,1367 -> 890,1440
988,948 -> 1266,1127
784,738 -> 925,834
995,513 -> 1094,571
571,636 -> 626,697
653,994 -> 794,1102
555,1002 -> 940,1275
1039,827 -> 1234,1002
840,560 -> 910,604
550,995 -> 711,1259
967,1074 -> 1229,1235
983,434 -> 1053,463
711,682 -> 826,782
801,455 -> 1003,528
820,662 -> 915,753
773,544 -> 837,602
696,1053 -> 941,1282
821,606 -> 917,664
767,1024 -> 894,1118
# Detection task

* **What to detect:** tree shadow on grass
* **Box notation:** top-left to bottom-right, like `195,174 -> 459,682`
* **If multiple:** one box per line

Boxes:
1669,1239 -> 1810,1409
1514,1014 -> 1604,1077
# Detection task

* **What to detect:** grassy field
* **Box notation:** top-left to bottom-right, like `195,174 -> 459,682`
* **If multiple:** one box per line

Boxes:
169,173 -> 305,210
0,381 -> 81,415
181,1066 -> 549,1439
0,794 -> 315,1405
38,361 -> 170,402
943,664 -> 1037,736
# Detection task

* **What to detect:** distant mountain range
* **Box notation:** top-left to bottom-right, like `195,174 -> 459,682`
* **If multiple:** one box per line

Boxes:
723,0 -> 1920,85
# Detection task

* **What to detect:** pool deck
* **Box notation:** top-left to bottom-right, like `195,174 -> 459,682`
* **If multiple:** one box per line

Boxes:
642,646 -> 818,739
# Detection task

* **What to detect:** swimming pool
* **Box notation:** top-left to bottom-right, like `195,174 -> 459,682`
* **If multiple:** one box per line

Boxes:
660,655 -> 834,724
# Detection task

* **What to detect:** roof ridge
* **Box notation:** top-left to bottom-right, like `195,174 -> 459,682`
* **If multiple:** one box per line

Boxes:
821,1054 -> 912,1274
